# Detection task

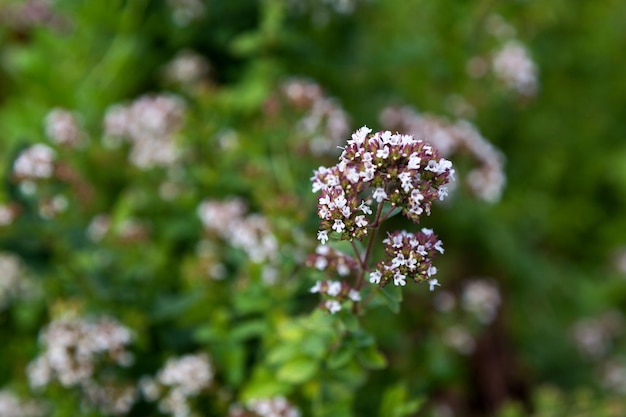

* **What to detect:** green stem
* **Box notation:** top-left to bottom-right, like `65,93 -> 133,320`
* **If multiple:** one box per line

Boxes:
352,202 -> 385,313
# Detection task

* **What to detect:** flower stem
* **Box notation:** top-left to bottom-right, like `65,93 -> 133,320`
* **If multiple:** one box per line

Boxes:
353,201 -> 385,296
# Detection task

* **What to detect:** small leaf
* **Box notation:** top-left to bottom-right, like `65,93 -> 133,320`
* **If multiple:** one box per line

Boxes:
357,345 -> 387,370
230,320 -> 268,341
267,344 -> 299,365
380,383 -> 426,417
327,345 -> 354,369
379,285 -> 402,314
241,368 -> 291,401
276,356 -> 319,384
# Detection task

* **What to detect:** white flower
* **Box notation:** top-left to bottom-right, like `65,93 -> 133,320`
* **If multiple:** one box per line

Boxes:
314,257 -> 328,270
376,145 -> 390,159
327,281 -> 342,297
350,126 -> 371,145
393,271 -> 406,286
332,219 -> 345,233
348,289 -> 361,302
310,281 -> 322,293
325,300 -> 341,314
372,188 -> 388,203
369,271 -> 382,284
421,228 -> 434,235
428,278 -> 441,291
434,240 -> 444,254
428,266 -> 437,276
407,153 -> 421,169
317,230 -> 329,244
359,201 -> 372,215
355,215 -> 368,227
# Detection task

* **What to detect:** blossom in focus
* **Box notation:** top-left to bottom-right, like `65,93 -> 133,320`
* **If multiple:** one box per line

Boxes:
311,126 -> 454,242
371,229 -> 444,288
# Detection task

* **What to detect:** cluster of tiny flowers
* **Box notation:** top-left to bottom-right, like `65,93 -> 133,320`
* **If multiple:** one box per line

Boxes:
278,78 -> 350,156
44,108 -> 85,147
197,198 -> 278,264
140,353 -> 213,417
86,214 -> 111,242
492,40 -> 539,97
38,194 -> 69,220
443,325 -> 476,355
461,279 -> 501,324
466,15 -> 538,98
0,389 -> 46,417
228,396 -> 301,417
103,94 -> 185,169
167,0 -> 206,26
312,126 -> 454,243
81,382 -> 138,416
572,310 -> 623,360
369,229 -> 443,288
12,143 -> 56,180
0,252 -> 35,311
310,279 -> 362,314
601,358 -> 626,394
0,0 -> 63,32
164,50 -> 210,87
27,316 -> 134,390
0,203 -> 16,226
306,244 -> 359,277
380,106 -> 506,203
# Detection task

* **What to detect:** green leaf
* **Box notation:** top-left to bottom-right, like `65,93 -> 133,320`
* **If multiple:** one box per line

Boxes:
241,368 -> 291,401
357,345 -> 387,370
230,320 -> 268,341
267,344 -> 299,365
379,285 -> 403,314
380,383 -> 426,417
276,356 -> 319,384
327,345 -> 355,369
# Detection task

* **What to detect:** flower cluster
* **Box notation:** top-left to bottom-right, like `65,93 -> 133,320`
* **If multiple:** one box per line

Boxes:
380,106 -> 505,203
197,198 -> 278,265
461,279 -> 501,324
0,389 -> 46,417
309,279 -> 362,314
27,316 -> 136,414
103,94 -> 186,169
0,252 -> 36,311
229,396 -> 301,417
466,14 -> 539,98
492,40 -> 539,97
27,316 -> 134,390
0,0 -> 64,32
12,143 -> 56,180
164,49 -> 210,87
369,229 -> 443,288
306,244 -> 359,277
0,203 -> 16,226
276,78 -> 350,156
312,126 -> 454,243
167,0 -> 206,26
572,310 -> 623,360
140,353 -> 214,417
44,108 -> 85,147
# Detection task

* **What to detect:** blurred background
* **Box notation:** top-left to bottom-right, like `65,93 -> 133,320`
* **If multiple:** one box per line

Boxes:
1,0 -> 626,416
